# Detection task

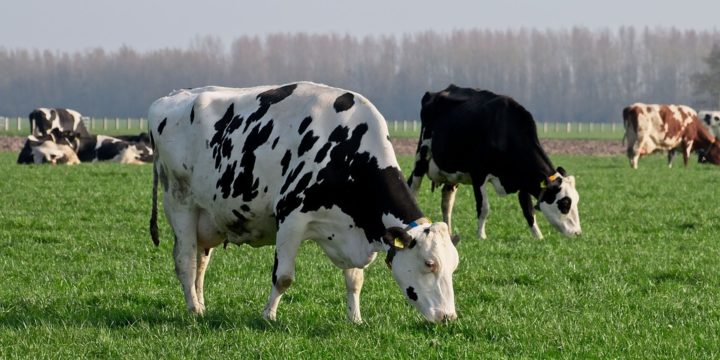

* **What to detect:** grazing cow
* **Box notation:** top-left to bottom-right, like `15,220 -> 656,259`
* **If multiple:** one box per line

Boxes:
29,108 -> 89,137
407,85 -> 581,239
699,110 -> 720,138
623,103 -> 720,168
148,82 -> 460,323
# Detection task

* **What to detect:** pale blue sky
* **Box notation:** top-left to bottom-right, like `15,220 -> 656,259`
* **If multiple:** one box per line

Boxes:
2,0 -> 718,52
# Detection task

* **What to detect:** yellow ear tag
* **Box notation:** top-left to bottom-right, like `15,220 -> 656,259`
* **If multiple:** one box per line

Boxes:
393,238 -> 405,249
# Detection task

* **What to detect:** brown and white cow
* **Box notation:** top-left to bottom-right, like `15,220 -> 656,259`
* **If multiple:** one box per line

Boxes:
622,103 -> 720,168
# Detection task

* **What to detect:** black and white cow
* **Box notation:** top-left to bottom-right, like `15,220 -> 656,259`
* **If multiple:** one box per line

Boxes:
148,82 -> 460,323
29,108 -> 89,137
17,130 -> 153,165
408,85 -> 581,239
16,130 -> 80,165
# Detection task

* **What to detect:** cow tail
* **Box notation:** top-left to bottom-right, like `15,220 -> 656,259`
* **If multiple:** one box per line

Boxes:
150,161 -> 160,246
621,106 -> 633,146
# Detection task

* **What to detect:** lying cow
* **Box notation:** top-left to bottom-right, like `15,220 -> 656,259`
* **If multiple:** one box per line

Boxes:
408,85 -> 581,239
17,130 -> 152,165
29,107 -> 89,137
148,82 -> 460,323
623,103 -> 720,168
16,131 -> 80,165
699,110 -> 720,138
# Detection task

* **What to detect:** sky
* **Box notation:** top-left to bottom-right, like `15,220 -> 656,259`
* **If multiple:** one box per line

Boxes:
2,0 -> 719,52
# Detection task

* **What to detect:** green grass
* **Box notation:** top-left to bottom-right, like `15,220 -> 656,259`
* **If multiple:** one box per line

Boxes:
1,151 -> 719,358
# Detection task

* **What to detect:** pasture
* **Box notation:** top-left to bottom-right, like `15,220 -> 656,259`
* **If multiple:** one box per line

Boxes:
1,151 -> 719,358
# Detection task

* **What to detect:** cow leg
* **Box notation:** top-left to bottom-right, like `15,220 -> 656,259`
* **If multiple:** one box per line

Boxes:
667,149 -> 676,168
441,184 -> 458,233
519,191 -> 543,239
195,247 -> 213,312
167,207 -> 203,315
472,179 -> 490,239
682,144 -> 692,167
343,268 -> 364,324
627,146 -> 639,169
263,226 -> 303,321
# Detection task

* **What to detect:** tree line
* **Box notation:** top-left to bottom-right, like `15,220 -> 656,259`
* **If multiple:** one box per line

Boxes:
1,27 -> 719,123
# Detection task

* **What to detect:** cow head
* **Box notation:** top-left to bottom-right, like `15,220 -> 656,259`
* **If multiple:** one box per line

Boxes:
698,139 -> 720,164
118,143 -> 154,164
536,167 -> 581,236
384,222 -> 459,323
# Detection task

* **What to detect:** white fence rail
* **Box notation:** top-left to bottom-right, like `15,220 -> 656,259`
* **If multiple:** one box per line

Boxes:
0,116 -> 622,135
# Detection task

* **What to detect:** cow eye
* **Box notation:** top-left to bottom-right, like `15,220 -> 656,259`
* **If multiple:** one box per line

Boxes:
557,196 -> 572,214
424,260 -> 438,272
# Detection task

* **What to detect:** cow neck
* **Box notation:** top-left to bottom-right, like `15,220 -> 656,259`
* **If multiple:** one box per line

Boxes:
690,122 -> 717,150
522,142 -> 557,199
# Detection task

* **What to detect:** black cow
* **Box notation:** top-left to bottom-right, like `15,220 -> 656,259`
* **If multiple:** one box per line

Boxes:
407,85 -> 581,239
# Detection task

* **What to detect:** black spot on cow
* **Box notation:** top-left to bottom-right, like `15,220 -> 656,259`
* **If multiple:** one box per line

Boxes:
329,125 -> 349,143
209,104 -> 237,169
281,150 -> 292,176
276,172 -> 313,222
406,287 -> 418,301
314,143 -> 332,163
271,137 -> 280,150
263,186 -> 268,193
333,92 -> 355,113
280,161 -> 305,194
231,121 -> 274,201
408,239 -> 417,248
244,84 -> 297,133
557,196 -> 572,214
158,118 -> 167,135
298,116 -> 313,134
298,130 -> 319,157
217,161 -> 238,199
190,106 -> 195,124
240,204 -> 251,212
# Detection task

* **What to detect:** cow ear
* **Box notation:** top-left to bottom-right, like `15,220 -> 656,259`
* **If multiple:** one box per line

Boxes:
383,227 -> 412,250
556,166 -> 567,176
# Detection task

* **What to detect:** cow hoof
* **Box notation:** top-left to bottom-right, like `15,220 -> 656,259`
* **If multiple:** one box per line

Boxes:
262,308 -> 277,322
347,313 -> 363,324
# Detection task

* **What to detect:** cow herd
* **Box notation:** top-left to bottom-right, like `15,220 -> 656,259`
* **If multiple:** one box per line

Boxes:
16,107 -> 153,165
15,82 -> 720,324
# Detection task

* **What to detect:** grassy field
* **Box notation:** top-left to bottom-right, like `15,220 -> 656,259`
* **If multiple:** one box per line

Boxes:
1,151 -> 719,358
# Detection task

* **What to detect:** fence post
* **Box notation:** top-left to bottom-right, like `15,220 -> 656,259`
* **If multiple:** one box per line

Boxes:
4,117 -> 8,131
17,117 -> 22,131
103,117 -> 108,131
412,120 -> 417,132
403,120 -> 407,132
128,117 -> 132,130
566,122 -> 571,133
543,122 -> 548,133
140,118 -> 145,130
612,123 -> 616,132
114,117 -> 119,130
578,123 -> 583,133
